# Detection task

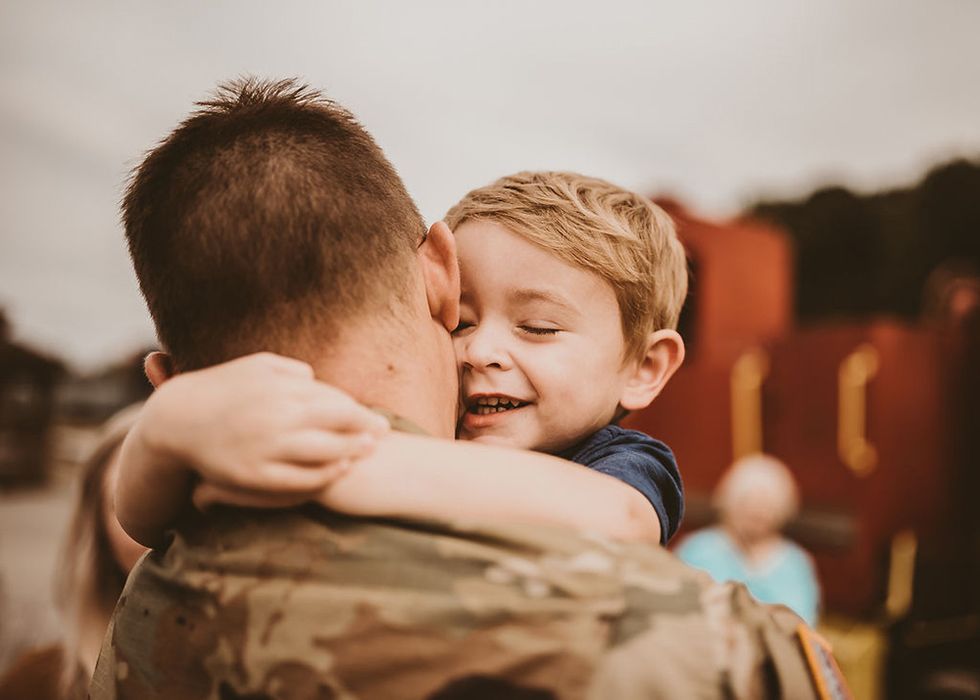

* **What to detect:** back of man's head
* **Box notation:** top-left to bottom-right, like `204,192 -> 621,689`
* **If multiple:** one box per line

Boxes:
125,77 -> 426,371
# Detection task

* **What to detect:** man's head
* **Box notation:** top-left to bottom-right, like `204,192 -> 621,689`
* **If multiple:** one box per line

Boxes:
128,78 -> 461,436
126,78 -> 427,372
444,171 -> 686,452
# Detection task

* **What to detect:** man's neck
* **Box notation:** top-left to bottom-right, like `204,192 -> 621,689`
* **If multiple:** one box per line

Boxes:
311,318 -> 458,439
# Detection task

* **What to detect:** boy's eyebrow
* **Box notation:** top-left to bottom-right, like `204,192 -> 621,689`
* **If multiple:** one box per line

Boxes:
508,288 -> 578,314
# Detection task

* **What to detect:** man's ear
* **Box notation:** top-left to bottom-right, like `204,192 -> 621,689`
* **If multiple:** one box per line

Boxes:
419,220 -> 460,332
144,351 -> 176,389
619,330 -> 685,411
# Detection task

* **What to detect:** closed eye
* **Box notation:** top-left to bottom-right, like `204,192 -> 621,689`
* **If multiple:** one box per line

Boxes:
519,325 -> 560,336
452,321 -> 475,336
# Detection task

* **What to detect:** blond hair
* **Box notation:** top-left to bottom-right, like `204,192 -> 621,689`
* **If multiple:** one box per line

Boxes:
445,171 -> 688,361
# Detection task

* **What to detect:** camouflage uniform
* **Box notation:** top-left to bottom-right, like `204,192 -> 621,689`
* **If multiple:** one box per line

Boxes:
88,499 -> 834,700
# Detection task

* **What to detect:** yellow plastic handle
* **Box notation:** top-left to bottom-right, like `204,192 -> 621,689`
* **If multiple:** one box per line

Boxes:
837,344 -> 879,477
885,529 -> 917,620
730,347 -> 769,460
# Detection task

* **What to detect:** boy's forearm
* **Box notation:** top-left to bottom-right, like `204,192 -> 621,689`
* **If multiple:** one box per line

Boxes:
319,433 -> 661,543
115,419 -> 195,548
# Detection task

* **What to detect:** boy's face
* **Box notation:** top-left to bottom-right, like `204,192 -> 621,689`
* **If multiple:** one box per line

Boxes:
453,220 -> 636,453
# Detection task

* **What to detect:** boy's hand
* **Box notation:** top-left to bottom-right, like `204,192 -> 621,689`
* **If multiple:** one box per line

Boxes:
142,352 -> 389,507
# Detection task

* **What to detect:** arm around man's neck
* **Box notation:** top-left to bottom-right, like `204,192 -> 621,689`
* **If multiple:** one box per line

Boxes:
317,431 -> 662,544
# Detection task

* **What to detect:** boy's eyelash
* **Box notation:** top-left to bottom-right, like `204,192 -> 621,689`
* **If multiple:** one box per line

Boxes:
520,326 -> 560,336
453,322 -> 559,336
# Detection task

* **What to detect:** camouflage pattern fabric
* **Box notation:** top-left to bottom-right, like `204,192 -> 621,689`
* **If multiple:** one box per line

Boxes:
89,503 -> 824,700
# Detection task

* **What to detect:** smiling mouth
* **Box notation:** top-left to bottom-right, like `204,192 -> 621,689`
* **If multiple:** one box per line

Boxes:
467,395 -> 531,415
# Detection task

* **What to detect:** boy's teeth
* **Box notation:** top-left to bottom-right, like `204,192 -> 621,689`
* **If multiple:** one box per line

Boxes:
471,397 -> 525,414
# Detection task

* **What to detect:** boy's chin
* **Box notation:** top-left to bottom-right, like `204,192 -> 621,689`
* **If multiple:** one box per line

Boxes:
466,433 -> 528,450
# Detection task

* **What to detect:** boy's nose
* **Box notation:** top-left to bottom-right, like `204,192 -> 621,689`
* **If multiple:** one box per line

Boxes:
461,330 -> 512,372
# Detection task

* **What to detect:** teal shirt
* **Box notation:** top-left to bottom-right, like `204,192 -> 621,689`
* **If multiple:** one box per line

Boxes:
675,527 -> 820,625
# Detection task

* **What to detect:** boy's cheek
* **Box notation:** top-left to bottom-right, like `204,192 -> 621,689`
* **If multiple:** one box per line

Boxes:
451,338 -> 470,373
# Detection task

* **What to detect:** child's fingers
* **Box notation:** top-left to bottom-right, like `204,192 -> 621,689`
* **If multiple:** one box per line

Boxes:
278,431 -> 378,465
305,388 -> 390,435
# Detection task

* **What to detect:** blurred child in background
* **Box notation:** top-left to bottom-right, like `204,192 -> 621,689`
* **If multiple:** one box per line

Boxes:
675,453 -> 820,625
0,404 -> 146,700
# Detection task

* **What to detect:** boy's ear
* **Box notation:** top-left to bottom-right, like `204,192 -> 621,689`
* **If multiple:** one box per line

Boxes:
144,351 -> 176,389
619,330 -> 685,411
419,220 -> 460,332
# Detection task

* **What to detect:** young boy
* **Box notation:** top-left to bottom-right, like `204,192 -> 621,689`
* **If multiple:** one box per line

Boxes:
119,172 -> 688,546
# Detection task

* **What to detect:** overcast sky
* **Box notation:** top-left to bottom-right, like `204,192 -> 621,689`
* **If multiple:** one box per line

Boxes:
2,0 -> 979,370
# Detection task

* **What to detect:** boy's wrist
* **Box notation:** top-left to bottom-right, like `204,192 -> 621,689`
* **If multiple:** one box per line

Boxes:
140,377 -> 197,468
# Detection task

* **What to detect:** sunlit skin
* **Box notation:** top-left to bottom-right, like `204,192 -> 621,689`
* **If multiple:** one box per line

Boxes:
102,447 -> 149,572
452,220 -> 639,454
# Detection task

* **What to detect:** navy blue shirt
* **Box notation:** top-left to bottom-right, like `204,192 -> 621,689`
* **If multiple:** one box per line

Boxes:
560,425 -> 683,544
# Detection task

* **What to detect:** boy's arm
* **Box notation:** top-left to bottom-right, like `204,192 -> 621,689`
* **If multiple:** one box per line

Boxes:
116,353 -> 389,548
193,433 -> 662,543
115,416 -> 195,548
118,352 -> 661,546
318,433 -> 663,543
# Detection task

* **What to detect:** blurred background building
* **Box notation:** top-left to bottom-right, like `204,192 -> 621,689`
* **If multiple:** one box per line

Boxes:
628,167 -> 980,698
2,2 -> 978,698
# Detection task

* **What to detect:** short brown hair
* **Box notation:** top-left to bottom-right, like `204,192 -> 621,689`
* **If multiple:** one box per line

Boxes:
124,77 -> 425,371
445,171 -> 687,361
